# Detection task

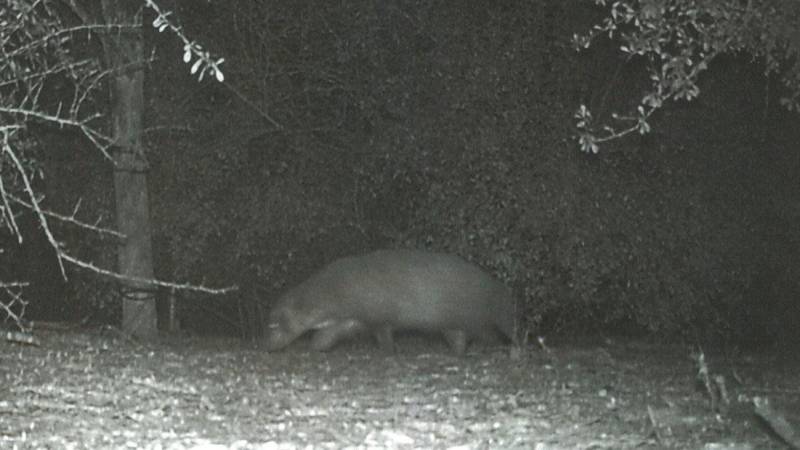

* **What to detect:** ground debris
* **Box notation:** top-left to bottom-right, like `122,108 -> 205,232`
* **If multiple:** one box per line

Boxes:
1,330 -> 796,449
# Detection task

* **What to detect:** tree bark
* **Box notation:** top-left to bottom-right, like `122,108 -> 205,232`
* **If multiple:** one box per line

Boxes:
101,1 -> 157,338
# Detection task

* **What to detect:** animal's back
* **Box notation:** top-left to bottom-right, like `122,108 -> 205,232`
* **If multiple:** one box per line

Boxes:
332,250 -> 516,340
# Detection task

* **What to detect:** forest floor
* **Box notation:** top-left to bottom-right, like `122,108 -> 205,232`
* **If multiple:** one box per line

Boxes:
0,328 -> 798,449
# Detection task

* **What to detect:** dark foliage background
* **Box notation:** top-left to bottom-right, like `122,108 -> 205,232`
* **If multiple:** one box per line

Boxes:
28,0 -> 799,347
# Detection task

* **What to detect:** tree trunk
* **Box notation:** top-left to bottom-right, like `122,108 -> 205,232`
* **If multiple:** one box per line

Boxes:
101,1 -> 157,339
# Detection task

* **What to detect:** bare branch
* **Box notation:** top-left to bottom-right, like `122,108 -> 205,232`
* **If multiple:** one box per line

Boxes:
61,253 -> 238,295
0,106 -> 113,160
1,129 -> 66,278
0,282 -> 30,332
4,23 -> 137,61
0,173 -> 22,242
0,282 -> 30,288
0,0 -> 239,325
7,193 -> 124,239
0,59 -> 96,90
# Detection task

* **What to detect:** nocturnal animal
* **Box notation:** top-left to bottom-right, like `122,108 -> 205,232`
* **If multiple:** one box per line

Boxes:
264,249 -> 517,354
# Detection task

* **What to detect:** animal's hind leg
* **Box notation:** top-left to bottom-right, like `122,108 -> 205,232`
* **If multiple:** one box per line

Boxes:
443,329 -> 468,355
374,326 -> 396,353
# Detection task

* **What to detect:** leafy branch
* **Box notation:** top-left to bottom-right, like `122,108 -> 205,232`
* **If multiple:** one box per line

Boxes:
145,0 -> 225,83
574,0 -> 800,152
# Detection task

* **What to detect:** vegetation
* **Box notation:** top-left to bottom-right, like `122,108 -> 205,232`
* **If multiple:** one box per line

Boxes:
575,0 -> 800,152
2,4 -> 798,448
1,0 -> 798,346
0,0 -> 228,336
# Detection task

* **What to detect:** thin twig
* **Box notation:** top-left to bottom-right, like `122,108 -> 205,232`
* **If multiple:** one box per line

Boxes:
754,396 -> 800,449
1,130 -> 66,278
0,172 -> 22,241
60,253 -> 237,295
0,283 -> 30,332
0,106 -> 113,160
7,193 -> 124,239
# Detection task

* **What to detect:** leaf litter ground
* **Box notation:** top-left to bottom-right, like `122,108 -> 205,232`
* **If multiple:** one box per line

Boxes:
1,329 -> 797,449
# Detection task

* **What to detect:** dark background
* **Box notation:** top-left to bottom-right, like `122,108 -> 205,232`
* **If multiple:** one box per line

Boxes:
20,0 -> 800,348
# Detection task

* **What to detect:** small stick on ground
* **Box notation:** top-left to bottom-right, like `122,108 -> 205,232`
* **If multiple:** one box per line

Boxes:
753,396 -> 800,450
3,330 -> 40,346
647,404 -> 663,444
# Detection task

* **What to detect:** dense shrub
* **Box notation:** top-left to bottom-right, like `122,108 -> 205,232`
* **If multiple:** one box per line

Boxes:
32,0 -> 796,343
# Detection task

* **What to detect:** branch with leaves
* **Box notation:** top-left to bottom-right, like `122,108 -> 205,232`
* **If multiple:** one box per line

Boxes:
574,0 -> 800,152
145,0 -> 283,128
145,0 -> 225,83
